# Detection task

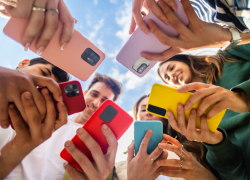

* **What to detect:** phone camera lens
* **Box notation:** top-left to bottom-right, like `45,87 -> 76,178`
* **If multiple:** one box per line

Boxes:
65,85 -> 72,92
72,84 -> 78,89
71,91 -> 76,96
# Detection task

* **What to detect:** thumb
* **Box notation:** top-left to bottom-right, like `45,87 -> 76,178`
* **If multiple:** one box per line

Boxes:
127,140 -> 135,163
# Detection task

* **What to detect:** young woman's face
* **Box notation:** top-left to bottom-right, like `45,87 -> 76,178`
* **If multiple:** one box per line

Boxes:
137,97 -> 166,125
159,61 -> 193,87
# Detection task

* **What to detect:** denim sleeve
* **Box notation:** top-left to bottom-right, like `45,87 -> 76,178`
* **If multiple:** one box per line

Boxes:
203,128 -> 249,179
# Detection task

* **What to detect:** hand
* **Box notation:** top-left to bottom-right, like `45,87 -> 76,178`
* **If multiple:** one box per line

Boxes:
4,0 -> 74,53
167,104 -> 224,145
63,124 -> 117,180
130,0 -> 177,34
0,89 -> 67,179
0,66 -> 63,129
177,82 -> 250,118
157,134 -> 217,180
141,0 -> 232,61
127,130 -> 163,180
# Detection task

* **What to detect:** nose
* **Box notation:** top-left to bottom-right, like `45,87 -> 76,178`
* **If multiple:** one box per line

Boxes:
146,112 -> 152,117
92,98 -> 101,108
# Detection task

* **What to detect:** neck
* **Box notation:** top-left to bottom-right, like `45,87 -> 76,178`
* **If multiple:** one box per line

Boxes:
72,112 -> 88,125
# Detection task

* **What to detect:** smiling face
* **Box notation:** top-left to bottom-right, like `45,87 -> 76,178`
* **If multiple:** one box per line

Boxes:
137,97 -> 166,125
81,82 -> 115,120
159,61 -> 193,87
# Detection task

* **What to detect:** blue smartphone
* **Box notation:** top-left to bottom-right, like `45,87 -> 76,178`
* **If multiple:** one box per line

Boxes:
134,121 -> 163,155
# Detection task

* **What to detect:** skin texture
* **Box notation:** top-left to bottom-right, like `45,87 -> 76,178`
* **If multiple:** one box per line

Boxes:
3,0 -> 75,53
0,89 -> 68,179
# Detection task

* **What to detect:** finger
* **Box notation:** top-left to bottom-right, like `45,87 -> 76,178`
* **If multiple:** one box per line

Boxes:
33,75 -> 63,102
8,104 -> 29,139
161,169 -> 186,178
54,100 -> 68,130
36,0 -> 59,52
21,0 -> 46,50
75,128 -> 107,170
132,0 -> 149,34
58,0 -> 74,50
181,0 -> 200,22
150,146 -> 163,162
163,0 -> 177,11
129,16 -> 137,34
200,115 -> 210,139
141,47 -> 181,62
64,162 -> 87,180
166,111 -> 182,133
41,88 -> 56,140
4,0 -> 33,18
162,134 -> 182,148
176,104 -> 187,135
139,129 -> 153,155
0,98 -> 10,128
101,124 -> 118,165
177,82 -> 212,93
186,109 -> 199,141
64,141 -> 97,178
206,102 -> 227,119
127,140 -> 135,163
147,1 -> 170,24
157,159 -> 186,169
21,92 -> 42,142
158,1 -> 191,36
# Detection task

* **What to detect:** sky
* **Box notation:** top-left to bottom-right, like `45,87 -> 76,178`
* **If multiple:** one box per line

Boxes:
0,0 -> 219,162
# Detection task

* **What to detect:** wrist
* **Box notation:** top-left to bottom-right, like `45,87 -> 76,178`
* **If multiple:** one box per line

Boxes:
0,156 -> 19,179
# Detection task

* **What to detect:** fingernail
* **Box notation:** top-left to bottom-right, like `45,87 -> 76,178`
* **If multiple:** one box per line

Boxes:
177,104 -> 182,110
143,29 -> 149,34
102,124 -> 108,130
77,128 -> 84,134
147,20 -> 153,28
59,95 -> 63,101
65,141 -> 72,147
167,111 -> 171,117
60,101 -> 64,106
24,92 -> 32,99
73,18 -> 77,24
177,87 -> 182,91
9,104 -> 15,109
158,1 -> 165,9
63,162 -> 68,168
44,88 -> 49,95
141,53 -> 146,59
37,46 -> 45,55
164,20 -> 169,25
24,42 -> 30,51
184,105 -> 189,110
61,43 -> 68,50
191,109 -> 196,114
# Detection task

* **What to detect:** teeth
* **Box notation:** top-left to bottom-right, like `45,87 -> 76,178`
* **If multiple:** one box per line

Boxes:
89,107 -> 94,111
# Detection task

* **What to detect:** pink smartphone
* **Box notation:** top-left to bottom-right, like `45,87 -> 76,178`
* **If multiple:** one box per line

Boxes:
3,18 -> 105,81
116,0 -> 189,77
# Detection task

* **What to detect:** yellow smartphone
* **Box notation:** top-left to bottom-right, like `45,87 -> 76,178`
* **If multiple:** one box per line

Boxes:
146,83 -> 226,132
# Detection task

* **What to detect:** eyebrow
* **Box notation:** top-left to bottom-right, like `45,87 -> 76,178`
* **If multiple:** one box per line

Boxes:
140,105 -> 147,108
45,67 -> 52,76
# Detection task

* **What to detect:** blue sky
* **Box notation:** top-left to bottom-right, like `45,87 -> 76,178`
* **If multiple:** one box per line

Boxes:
0,0 -> 219,162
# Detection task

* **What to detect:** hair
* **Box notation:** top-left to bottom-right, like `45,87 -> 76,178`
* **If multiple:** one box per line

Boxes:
158,54 -> 237,84
133,95 -> 211,170
17,57 -> 69,83
87,73 -> 122,102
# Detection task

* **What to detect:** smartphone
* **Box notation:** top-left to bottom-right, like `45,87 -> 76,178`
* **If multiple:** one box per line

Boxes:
146,83 -> 226,132
3,18 -> 105,81
116,0 -> 189,77
60,99 -> 134,171
10,80 -> 86,129
134,121 -> 163,155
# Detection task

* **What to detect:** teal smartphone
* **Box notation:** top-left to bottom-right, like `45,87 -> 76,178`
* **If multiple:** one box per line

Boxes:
134,121 -> 163,155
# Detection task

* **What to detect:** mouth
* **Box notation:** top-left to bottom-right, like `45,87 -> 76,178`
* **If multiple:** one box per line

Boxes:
86,105 -> 96,113
177,72 -> 183,83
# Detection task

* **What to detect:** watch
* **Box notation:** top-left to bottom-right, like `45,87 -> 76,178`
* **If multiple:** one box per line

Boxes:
221,27 -> 242,51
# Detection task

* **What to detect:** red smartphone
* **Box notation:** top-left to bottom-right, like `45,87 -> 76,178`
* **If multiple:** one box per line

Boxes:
60,99 -> 133,171
10,80 -> 86,129
3,18 -> 105,81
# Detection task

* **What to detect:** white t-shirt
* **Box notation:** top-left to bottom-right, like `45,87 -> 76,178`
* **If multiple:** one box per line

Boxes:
0,120 -> 82,180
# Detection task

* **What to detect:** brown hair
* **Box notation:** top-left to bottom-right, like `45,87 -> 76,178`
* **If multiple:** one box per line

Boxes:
158,54 -> 237,84
87,73 -> 122,101
133,95 -> 211,170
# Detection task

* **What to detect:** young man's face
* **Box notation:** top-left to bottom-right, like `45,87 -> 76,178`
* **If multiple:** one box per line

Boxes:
18,60 -> 58,82
82,82 -> 115,120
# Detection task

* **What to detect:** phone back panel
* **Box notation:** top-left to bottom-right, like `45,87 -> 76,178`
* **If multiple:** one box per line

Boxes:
116,0 -> 189,77
59,80 -> 86,115
3,18 -> 105,81
146,84 -> 226,132
60,99 -> 133,171
134,121 -> 163,155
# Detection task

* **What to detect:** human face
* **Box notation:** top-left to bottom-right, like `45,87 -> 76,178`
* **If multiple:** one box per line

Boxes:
18,60 -> 58,82
82,82 -> 115,120
137,97 -> 166,125
159,61 -> 193,87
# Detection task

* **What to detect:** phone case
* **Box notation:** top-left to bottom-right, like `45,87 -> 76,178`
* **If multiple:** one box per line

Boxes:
3,18 -> 105,81
146,83 -> 226,132
10,80 -> 86,130
134,121 -> 163,155
60,99 -> 134,171
116,0 -> 189,77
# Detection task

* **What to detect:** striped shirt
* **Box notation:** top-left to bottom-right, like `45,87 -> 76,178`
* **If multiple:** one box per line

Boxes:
190,0 -> 250,33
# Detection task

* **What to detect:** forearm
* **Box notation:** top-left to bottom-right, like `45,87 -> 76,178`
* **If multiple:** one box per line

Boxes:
0,156 -> 19,180
239,33 -> 250,45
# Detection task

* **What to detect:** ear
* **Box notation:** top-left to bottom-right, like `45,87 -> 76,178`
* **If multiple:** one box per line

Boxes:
18,59 -> 30,68
83,90 -> 87,95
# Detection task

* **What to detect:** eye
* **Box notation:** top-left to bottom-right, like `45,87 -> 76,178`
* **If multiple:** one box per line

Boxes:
41,70 -> 46,76
141,109 -> 146,112
170,65 -> 175,71
91,92 -> 98,97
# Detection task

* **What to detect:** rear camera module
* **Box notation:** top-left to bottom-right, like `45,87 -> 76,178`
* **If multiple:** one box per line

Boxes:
137,63 -> 148,74
81,48 -> 100,66
132,57 -> 150,74
64,84 -> 80,97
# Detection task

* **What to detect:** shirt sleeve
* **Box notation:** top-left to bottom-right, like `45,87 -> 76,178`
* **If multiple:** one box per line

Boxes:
203,128 -> 249,179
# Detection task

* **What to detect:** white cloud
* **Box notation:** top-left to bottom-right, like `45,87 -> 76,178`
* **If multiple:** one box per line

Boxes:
93,0 -> 98,5
88,18 -> 105,41
110,0 -> 118,3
